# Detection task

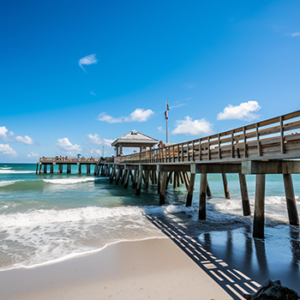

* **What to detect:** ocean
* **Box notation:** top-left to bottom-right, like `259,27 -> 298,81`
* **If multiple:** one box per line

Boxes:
0,163 -> 299,292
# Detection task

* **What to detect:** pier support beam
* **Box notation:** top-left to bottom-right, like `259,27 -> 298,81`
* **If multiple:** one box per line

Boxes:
253,174 -> 266,238
78,164 -> 81,174
36,164 -> 39,174
50,164 -> 54,174
186,173 -> 195,207
109,168 -> 115,183
39,164 -> 42,174
239,174 -> 251,216
124,170 -> 130,189
67,164 -> 71,174
87,164 -> 90,174
43,164 -> 47,174
199,173 -> 207,220
283,174 -> 299,226
222,173 -> 230,199
115,169 -> 121,185
136,167 -> 143,196
58,164 -> 63,174
206,182 -> 212,198
157,172 -> 161,194
159,172 -> 168,205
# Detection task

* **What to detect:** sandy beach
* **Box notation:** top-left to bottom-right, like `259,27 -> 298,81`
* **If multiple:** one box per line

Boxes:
0,238 -> 233,300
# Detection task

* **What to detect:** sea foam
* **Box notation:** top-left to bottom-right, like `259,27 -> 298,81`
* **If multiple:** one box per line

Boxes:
43,178 -> 102,185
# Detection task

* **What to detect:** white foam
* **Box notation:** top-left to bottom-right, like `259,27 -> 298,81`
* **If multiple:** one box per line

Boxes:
43,178 -> 102,185
0,180 -> 24,187
0,170 -> 35,174
0,206 -> 145,228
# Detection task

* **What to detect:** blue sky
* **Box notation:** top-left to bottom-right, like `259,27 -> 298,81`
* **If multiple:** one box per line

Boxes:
0,0 -> 299,162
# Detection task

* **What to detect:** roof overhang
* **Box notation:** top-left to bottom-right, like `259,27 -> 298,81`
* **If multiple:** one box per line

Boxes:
112,139 -> 158,147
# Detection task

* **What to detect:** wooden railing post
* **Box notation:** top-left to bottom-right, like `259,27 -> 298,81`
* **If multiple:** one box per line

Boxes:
243,126 -> 247,158
199,139 -> 202,160
256,123 -> 261,156
218,134 -> 221,159
280,116 -> 284,154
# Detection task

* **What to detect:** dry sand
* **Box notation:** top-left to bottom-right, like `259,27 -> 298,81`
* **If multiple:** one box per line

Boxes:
0,238 -> 232,300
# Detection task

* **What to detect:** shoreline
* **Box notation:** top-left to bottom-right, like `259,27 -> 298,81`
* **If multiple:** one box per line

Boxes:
0,238 -> 233,300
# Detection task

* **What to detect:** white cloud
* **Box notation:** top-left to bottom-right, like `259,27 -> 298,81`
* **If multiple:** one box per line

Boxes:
87,134 -> 102,144
172,117 -> 213,136
15,135 -> 34,145
56,138 -> 81,153
27,152 -> 39,158
217,101 -> 261,121
90,149 -> 101,156
158,126 -> 164,133
0,144 -> 17,156
289,32 -> 300,37
98,108 -> 154,123
79,54 -> 97,73
103,138 -> 114,146
0,126 -> 8,138
87,134 -> 113,147
90,91 -> 96,96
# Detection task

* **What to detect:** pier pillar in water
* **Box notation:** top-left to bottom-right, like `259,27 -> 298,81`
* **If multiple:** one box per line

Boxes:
87,164 -> 90,174
67,164 -> 71,174
136,166 -> 143,196
199,173 -> 207,220
78,164 -> 81,174
50,164 -> 54,174
144,170 -> 149,189
115,168 -> 121,185
121,170 -> 126,185
124,170 -> 130,189
222,173 -> 230,199
58,164 -> 63,174
283,174 -> 299,226
109,168 -> 115,183
132,170 -> 137,188
186,173 -> 196,207
182,172 -> 189,191
206,182 -> 212,198
36,164 -> 39,174
39,164 -> 42,174
239,174 -> 251,216
43,164 -> 47,174
253,174 -> 266,238
157,172 -> 161,194
173,172 -> 177,189
159,172 -> 168,205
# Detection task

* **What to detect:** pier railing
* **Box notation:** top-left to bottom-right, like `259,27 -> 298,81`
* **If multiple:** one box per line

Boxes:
39,157 -> 99,163
114,110 -> 300,164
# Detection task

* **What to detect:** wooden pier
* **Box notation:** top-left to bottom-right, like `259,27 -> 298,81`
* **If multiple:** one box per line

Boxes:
38,110 -> 300,238
97,110 -> 300,238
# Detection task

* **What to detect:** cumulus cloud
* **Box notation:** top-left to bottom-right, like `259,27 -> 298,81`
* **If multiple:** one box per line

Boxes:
98,108 -> 154,123
87,134 -> 114,147
27,152 -> 39,158
172,117 -> 213,136
79,54 -> 97,73
90,149 -> 101,156
217,101 -> 261,121
0,126 -> 14,141
0,144 -> 17,156
15,135 -> 34,145
56,138 -> 81,153
158,126 -> 164,133
289,32 -> 300,37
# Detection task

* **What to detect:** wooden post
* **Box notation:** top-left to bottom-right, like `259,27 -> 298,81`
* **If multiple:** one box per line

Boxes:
109,168 -> 115,183
154,171 -> 157,184
43,164 -> 47,174
222,173 -> 230,199
186,173 -> 195,207
132,170 -> 137,188
36,164 -> 39,174
144,170 -> 149,189
115,168 -> 121,185
283,174 -> 299,226
39,164 -> 42,174
173,172 -> 177,189
169,172 -> 173,184
253,174 -> 266,238
50,164 -> 54,174
239,174 -> 251,216
58,164 -> 62,174
177,172 -> 180,187
280,116 -> 284,154
67,164 -> 71,174
166,172 -> 173,188
256,123 -> 261,156
87,164 -> 90,174
179,172 -> 185,184
78,164 -> 81,174
124,170 -> 130,189
160,172 -> 168,205
136,168 -> 143,195
182,172 -> 189,191
157,172 -> 161,194
121,170 -> 126,185
206,182 -> 212,198
199,174 -> 207,220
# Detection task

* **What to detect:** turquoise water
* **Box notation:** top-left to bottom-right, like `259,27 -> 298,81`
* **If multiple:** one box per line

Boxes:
0,163 -> 299,272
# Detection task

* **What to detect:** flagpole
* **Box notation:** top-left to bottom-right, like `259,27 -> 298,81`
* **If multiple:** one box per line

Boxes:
166,100 -> 168,143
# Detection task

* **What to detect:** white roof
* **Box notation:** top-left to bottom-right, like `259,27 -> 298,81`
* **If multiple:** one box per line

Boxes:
111,130 -> 159,147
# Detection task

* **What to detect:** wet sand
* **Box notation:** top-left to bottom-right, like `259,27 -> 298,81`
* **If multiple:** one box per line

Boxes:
0,238 -> 232,300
